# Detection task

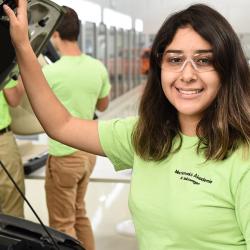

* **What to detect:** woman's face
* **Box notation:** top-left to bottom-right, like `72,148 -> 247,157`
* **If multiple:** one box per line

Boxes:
161,26 -> 221,131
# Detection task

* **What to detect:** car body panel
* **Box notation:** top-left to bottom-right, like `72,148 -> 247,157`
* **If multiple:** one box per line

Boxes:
0,0 -> 65,90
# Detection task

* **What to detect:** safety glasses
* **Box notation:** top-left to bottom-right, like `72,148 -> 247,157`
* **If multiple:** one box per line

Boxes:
158,51 -> 215,73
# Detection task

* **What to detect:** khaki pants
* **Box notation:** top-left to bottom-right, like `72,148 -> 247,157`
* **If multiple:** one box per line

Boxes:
0,131 -> 25,218
45,150 -> 96,250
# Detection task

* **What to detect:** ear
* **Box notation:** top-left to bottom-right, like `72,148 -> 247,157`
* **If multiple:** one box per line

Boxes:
52,31 -> 60,39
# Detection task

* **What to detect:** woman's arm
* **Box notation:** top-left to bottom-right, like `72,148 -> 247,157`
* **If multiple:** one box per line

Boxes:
4,77 -> 24,107
3,0 -> 104,156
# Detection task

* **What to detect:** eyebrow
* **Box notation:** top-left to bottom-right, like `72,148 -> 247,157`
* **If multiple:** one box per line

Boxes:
165,49 -> 213,54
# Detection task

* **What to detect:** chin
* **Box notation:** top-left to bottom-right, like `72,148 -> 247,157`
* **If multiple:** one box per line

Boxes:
177,107 -> 204,120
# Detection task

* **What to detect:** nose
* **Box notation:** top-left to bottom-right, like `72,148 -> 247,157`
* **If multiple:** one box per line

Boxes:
180,60 -> 197,83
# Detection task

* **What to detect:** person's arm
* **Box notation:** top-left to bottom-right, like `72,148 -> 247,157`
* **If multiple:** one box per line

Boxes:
96,96 -> 109,112
4,0 -> 104,156
96,62 -> 111,112
3,77 -> 24,107
235,170 -> 250,247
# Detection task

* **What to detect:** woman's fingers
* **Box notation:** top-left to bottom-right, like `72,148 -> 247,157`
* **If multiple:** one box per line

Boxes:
16,0 -> 28,22
3,4 -> 17,24
3,0 -> 29,47
4,0 -> 28,24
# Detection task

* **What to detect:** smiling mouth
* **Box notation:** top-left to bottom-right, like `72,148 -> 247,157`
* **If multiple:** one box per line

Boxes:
176,87 -> 203,95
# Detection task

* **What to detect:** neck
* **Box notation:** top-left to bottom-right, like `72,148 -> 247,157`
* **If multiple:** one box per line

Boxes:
57,40 -> 82,56
178,113 -> 201,136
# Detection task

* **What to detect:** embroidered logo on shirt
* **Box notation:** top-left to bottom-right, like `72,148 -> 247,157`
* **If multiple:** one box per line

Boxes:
175,169 -> 213,185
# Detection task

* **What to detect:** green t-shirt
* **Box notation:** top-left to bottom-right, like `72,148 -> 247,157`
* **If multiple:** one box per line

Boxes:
0,79 -> 17,129
98,117 -> 250,250
43,54 -> 111,156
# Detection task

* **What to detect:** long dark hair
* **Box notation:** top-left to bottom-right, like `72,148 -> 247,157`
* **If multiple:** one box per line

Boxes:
133,4 -> 250,161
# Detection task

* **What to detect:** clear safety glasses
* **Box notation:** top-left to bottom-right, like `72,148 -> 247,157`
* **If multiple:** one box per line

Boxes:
158,52 -> 215,73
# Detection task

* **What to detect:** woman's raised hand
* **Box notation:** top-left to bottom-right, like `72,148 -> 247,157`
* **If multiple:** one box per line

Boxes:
3,0 -> 30,49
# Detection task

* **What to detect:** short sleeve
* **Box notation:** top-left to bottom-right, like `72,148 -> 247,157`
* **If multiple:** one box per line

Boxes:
98,64 -> 111,99
98,117 -> 137,170
235,169 -> 250,247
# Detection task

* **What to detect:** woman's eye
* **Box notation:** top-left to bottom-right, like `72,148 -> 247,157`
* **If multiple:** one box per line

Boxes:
196,57 -> 213,65
168,57 -> 183,64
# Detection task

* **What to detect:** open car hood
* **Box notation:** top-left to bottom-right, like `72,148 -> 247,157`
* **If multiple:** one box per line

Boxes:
0,0 -> 65,90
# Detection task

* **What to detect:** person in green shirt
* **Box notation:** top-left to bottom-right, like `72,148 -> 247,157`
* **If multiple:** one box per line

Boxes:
5,2 -> 250,250
0,79 -> 25,218
42,6 -> 110,250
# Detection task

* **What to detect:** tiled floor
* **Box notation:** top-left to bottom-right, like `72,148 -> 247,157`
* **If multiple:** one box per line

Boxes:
23,85 -> 143,250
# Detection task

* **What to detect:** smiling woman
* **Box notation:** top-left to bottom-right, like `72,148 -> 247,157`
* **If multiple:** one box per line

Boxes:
160,26 -> 221,135
134,5 -> 250,162
5,1 -> 250,250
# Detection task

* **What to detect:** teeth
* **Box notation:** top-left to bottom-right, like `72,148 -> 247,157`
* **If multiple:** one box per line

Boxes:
177,88 -> 202,95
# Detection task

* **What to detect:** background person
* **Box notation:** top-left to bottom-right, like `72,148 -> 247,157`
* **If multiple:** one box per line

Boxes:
41,6 -> 111,250
0,79 -> 25,218
4,2 -> 250,249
